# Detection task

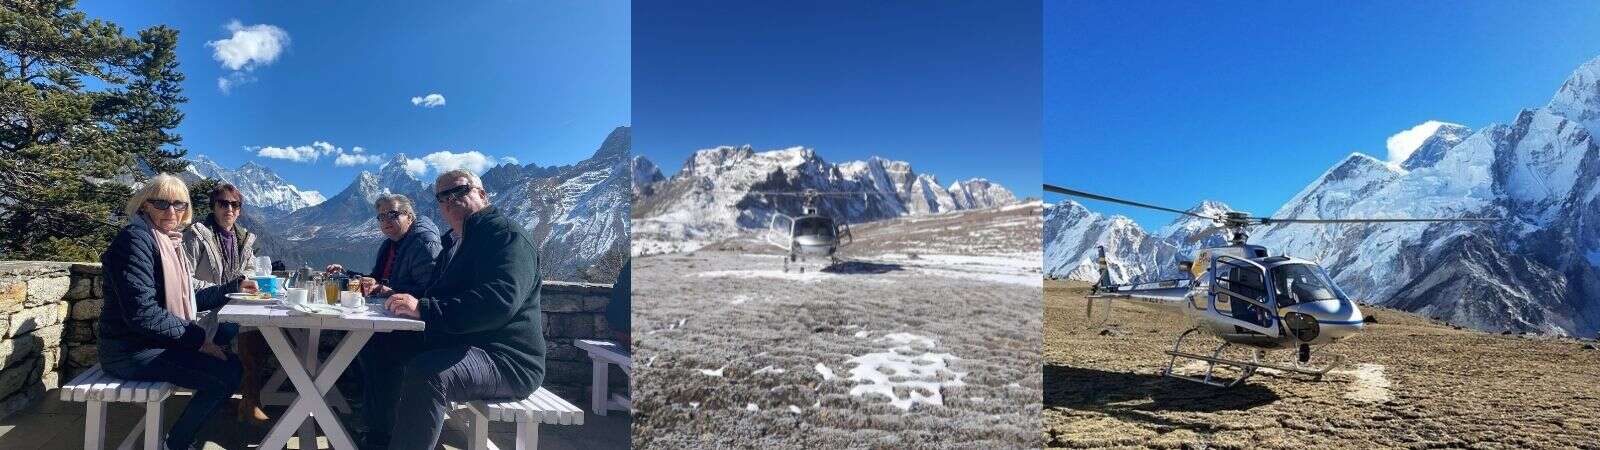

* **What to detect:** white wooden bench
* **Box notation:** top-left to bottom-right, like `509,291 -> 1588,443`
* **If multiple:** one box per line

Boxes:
61,364 -> 178,450
453,387 -> 584,450
575,339 -> 632,415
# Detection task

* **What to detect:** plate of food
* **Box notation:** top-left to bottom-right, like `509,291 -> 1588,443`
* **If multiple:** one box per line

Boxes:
225,292 -> 274,302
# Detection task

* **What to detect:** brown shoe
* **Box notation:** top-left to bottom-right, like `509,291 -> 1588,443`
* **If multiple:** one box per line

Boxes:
237,398 -> 271,424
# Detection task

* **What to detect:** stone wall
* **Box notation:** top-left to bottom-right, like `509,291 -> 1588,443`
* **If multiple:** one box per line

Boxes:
540,280 -> 629,397
0,261 -> 88,419
0,261 -> 626,419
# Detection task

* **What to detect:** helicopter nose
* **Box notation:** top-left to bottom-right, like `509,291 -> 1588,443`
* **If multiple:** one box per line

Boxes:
1284,299 -> 1365,343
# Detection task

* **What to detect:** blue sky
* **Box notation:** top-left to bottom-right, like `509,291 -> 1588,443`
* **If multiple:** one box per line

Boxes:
634,1 -> 1041,198
1046,1 -> 1600,229
79,0 -> 629,197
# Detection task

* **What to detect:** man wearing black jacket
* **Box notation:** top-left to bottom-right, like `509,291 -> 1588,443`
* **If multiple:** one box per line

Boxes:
379,169 -> 546,450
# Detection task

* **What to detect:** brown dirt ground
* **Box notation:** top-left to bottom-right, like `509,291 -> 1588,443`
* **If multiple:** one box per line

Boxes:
1045,280 -> 1600,449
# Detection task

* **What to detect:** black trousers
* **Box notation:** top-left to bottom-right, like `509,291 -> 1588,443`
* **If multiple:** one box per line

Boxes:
356,333 -> 531,450
103,324 -> 242,450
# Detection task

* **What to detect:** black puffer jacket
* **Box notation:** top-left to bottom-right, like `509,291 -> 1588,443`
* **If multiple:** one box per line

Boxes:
99,217 -> 240,362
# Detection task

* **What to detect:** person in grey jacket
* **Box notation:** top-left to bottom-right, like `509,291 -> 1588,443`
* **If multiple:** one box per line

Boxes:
181,183 -> 271,424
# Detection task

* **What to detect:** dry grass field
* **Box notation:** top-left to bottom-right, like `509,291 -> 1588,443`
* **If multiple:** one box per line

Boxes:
632,204 -> 1043,448
1045,280 -> 1600,449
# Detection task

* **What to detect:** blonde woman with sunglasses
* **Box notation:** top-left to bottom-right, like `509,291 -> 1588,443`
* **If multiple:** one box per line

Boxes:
97,174 -> 259,450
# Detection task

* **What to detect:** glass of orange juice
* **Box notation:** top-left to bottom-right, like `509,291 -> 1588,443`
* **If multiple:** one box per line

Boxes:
324,279 -> 341,305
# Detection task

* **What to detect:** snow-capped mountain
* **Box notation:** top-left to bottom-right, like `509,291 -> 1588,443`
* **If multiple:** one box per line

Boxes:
631,146 -> 1018,254
180,156 -> 325,214
1043,200 -> 1234,284
267,127 -> 632,284
631,155 -> 664,198
1045,56 -> 1600,337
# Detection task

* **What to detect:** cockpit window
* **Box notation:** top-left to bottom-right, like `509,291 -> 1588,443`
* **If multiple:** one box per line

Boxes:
1270,264 -> 1343,307
795,217 -> 836,238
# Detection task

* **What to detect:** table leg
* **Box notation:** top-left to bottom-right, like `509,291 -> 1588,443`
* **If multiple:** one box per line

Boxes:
256,326 -> 371,450
591,359 -> 608,416
300,328 -> 321,448
260,328 -> 301,408
260,329 -> 352,414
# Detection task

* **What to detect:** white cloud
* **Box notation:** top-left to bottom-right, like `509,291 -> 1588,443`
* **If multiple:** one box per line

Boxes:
387,150 -> 519,176
216,72 -> 257,95
403,158 -> 429,178
208,20 -> 288,93
422,151 -> 499,174
335,153 -> 383,167
255,144 -> 321,162
207,20 -> 289,71
410,93 -> 446,108
253,140 -> 381,165
1386,120 -> 1449,165
312,141 -> 337,156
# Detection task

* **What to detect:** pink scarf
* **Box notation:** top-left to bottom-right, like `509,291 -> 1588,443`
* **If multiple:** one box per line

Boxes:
148,219 -> 196,321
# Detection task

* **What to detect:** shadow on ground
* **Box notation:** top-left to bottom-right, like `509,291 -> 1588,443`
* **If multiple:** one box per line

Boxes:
1044,364 -> 1279,430
820,260 -> 903,274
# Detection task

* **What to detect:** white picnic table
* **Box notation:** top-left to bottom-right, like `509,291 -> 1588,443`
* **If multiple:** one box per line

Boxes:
218,301 -> 424,450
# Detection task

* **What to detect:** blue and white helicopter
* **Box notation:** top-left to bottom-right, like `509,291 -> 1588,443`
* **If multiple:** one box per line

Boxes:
1046,185 -> 1496,387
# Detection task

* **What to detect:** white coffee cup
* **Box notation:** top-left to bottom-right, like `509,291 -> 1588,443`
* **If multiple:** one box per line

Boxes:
286,288 -> 308,305
340,291 -> 362,308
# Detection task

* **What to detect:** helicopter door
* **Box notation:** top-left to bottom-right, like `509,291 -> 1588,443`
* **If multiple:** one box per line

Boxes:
768,214 -> 795,251
836,221 -> 852,246
1207,255 -> 1279,336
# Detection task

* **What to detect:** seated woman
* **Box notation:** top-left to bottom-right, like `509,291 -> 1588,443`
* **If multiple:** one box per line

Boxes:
98,174 -> 257,450
181,182 -> 271,424
324,193 -> 442,297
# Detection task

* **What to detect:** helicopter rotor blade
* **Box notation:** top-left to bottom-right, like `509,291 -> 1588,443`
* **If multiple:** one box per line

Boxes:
1255,217 -> 1500,225
1043,184 -> 1216,220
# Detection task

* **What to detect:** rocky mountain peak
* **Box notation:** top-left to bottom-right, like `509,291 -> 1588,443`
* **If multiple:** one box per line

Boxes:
1548,55 -> 1600,132
592,126 -> 631,160
1400,122 -> 1472,171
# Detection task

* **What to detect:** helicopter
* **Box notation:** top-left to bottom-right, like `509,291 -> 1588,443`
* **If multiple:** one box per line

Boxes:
1046,184 -> 1496,387
759,189 -> 856,272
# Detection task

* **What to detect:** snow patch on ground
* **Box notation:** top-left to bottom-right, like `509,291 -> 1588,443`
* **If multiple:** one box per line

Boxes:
1338,363 -> 1393,403
694,269 -> 835,283
753,365 -> 787,375
815,363 -> 837,381
876,252 -> 1042,287
845,333 -> 967,410
631,237 -> 708,256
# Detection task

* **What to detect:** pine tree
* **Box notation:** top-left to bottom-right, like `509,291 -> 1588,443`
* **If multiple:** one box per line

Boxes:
0,0 -> 188,261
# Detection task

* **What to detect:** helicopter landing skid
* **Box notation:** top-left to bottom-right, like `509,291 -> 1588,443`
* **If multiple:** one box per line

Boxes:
1162,328 -> 1347,387
781,253 -> 837,273
1162,328 -> 1258,387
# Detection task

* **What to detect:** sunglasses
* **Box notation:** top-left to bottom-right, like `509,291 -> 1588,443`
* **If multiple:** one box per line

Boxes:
145,199 -> 190,212
434,185 -> 474,203
212,199 -> 242,210
376,210 -> 406,223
